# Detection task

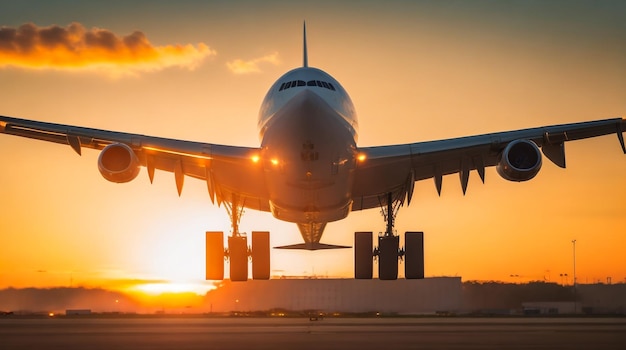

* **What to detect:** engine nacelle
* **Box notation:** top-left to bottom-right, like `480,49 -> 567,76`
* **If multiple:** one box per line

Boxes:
98,143 -> 140,183
496,139 -> 542,182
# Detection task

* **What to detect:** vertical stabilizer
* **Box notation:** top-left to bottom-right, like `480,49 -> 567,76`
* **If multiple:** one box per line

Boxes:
303,21 -> 308,68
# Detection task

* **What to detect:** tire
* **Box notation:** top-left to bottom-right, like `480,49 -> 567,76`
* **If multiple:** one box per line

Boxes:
229,235 -> 248,281
378,235 -> 399,280
404,231 -> 424,279
205,231 -> 224,280
252,231 -> 270,280
354,232 -> 373,279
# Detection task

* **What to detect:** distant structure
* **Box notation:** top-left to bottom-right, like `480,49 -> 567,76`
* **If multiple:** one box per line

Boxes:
205,277 -> 462,314
65,309 -> 91,316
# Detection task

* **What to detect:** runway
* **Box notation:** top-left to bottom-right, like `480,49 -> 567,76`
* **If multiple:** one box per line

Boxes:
1,317 -> 625,350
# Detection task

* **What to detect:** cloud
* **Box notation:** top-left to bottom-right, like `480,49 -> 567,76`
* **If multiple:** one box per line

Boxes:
0,23 -> 216,76
226,52 -> 280,74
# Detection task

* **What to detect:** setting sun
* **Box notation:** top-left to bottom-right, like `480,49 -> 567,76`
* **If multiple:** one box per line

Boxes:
131,281 -> 214,295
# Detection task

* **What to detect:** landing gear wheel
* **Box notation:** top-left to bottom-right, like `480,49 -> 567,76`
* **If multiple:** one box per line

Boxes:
404,231 -> 424,279
205,231 -> 225,280
378,235 -> 399,280
228,235 -> 248,281
252,231 -> 270,280
354,232 -> 373,279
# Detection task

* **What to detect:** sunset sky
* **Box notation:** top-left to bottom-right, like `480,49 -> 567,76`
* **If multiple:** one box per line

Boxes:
0,0 -> 625,296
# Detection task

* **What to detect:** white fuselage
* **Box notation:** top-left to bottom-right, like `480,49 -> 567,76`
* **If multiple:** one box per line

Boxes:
257,67 -> 358,242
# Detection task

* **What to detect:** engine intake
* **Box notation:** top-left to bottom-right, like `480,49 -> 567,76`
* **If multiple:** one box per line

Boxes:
496,139 -> 542,182
98,143 -> 140,183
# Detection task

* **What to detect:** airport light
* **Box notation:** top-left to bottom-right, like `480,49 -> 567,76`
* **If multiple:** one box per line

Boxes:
559,273 -> 568,286
572,239 -> 577,286
572,239 -> 577,314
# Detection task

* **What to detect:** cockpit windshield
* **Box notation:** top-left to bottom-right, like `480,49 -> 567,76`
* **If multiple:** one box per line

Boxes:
278,80 -> 336,92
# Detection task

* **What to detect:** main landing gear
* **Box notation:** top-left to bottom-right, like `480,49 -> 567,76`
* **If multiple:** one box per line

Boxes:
354,193 -> 424,280
205,195 -> 270,281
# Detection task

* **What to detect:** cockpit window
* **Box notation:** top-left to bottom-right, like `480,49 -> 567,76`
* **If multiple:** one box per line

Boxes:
279,79 -> 336,92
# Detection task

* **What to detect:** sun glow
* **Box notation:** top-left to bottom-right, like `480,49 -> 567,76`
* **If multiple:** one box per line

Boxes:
131,281 -> 214,295
1,1 -> 625,295
122,281 -> 213,310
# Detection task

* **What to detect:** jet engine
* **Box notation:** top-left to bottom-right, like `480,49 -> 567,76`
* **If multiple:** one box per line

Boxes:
496,139 -> 542,182
97,143 -> 140,183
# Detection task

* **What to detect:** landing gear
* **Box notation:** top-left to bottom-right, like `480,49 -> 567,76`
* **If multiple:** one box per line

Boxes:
353,193 -> 425,280
205,195 -> 270,281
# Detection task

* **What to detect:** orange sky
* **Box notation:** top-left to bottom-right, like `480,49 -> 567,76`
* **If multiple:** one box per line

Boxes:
0,1 -> 625,295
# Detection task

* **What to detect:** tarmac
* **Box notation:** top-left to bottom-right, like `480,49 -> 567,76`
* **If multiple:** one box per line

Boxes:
1,316 -> 625,350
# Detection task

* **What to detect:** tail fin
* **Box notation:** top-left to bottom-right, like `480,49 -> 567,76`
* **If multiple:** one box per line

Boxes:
303,21 -> 308,68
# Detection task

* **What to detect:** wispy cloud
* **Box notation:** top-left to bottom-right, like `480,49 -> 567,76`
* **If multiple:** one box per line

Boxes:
226,52 -> 280,74
0,23 -> 216,76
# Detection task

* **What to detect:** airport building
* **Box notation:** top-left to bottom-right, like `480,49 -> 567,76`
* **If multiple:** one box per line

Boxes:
204,277 -> 462,314
65,309 -> 92,316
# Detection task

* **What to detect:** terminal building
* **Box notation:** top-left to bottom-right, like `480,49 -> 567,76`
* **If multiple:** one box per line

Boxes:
204,277 -> 462,314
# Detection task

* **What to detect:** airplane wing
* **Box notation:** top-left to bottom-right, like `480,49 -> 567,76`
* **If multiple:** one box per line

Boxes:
0,115 -> 269,211
352,118 -> 626,210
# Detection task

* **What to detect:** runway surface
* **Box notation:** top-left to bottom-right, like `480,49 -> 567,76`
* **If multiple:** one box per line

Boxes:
1,317 -> 625,350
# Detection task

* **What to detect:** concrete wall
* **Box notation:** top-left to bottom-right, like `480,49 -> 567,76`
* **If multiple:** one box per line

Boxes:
205,277 -> 462,314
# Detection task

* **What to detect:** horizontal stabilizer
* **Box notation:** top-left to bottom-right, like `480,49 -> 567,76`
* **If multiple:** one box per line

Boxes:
275,242 -> 351,251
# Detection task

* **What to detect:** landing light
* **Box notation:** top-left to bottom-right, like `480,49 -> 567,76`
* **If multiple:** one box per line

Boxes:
357,153 -> 367,162
271,158 -> 279,166
251,155 -> 260,163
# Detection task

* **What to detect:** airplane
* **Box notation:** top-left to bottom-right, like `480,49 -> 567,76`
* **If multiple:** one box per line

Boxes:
1,24 -> 625,281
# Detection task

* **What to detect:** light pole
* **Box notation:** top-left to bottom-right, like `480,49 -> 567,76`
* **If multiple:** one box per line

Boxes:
572,239 -> 577,314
